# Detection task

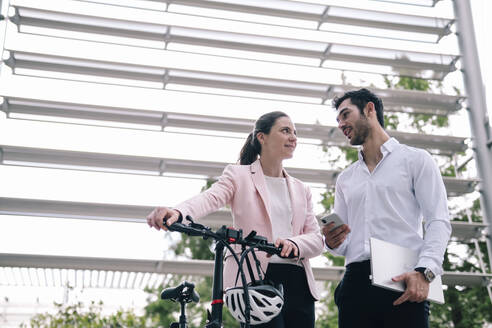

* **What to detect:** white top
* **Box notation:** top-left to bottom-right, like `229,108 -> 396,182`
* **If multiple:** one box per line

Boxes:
328,138 -> 451,276
264,175 -> 300,266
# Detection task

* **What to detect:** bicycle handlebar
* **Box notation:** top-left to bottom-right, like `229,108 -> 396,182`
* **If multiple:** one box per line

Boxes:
165,218 -> 296,258
163,216 -> 295,328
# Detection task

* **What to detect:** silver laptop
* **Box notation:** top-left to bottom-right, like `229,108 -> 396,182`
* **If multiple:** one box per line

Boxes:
370,237 -> 445,304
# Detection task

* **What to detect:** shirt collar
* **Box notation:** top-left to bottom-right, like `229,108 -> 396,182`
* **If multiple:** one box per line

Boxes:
382,137 -> 399,153
357,137 -> 399,162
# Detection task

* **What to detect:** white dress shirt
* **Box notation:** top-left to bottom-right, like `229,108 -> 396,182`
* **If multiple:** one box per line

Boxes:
328,138 -> 451,276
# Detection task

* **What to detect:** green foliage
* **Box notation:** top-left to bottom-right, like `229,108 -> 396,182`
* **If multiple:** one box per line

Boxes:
452,198 -> 483,223
173,234 -> 214,261
429,200 -> 492,327
201,179 -> 217,192
441,164 -> 457,177
429,248 -> 492,328
383,75 -> 450,132
395,76 -> 430,92
383,75 -> 393,89
409,113 -> 449,132
316,281 -> 339,328
383,113 -> 399,130
22,301 -> 147,328
340,147 -> 358,164
316,189 -> 345,327
319,188 -> 335,213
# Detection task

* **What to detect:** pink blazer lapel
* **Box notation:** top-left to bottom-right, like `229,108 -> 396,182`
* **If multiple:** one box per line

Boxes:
250,160 -> 272,222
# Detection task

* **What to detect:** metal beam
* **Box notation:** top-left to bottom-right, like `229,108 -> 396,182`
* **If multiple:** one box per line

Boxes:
3,48 -> 462,111
0,197 -> 487,242
9,0 -> 456,78
441,271 -> 492,287
0,97 -> 467,154
0,197 -> 232,226
0,145 -> 478,196
151,0 -> 452,37
369,0 -> 442,7
1,253 -> 490,286
0,76 -> 463,118
0,253 -> 214,276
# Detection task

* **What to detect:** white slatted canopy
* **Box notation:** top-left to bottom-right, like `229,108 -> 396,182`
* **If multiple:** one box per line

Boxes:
3,47 -> 462,110
0,145 -> 478,196
0,97 -> 467,154
9,0 -> 457,78
152,0 -> 452,37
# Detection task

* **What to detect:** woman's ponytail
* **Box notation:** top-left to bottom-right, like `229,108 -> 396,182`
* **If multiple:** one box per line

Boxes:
239,132 -> 260,165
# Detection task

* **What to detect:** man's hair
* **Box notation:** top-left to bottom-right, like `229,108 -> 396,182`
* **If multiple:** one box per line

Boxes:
332,88 -> 385,128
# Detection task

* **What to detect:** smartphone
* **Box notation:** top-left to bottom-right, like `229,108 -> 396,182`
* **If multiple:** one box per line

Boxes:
319,213 -> 344,231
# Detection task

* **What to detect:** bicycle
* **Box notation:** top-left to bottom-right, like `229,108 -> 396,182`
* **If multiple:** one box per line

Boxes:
160,215 -> 294,328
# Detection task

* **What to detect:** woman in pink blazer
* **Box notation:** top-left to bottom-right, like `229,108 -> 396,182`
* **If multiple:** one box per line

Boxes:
147,111 -> 324,328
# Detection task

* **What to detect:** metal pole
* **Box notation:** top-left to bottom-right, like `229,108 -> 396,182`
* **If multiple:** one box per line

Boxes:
453,0 -> 492,270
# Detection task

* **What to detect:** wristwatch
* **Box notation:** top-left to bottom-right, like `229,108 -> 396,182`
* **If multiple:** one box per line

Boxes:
414,267 -> 436,283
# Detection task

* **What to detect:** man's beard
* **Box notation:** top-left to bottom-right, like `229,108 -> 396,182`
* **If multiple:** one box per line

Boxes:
350,117 -> 371,145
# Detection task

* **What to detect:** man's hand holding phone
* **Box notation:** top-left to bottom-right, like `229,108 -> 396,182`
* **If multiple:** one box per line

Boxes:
320,213 -> 351,249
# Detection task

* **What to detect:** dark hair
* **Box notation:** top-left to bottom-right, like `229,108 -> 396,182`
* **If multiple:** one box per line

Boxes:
332,88 -> 384,128
239,111 -> 289,165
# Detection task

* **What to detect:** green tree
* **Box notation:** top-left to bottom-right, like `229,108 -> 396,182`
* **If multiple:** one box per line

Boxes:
385,76 -> 449,132
316,188 -> 345,327
429,201 -> 492,328
22,301 -> 147,328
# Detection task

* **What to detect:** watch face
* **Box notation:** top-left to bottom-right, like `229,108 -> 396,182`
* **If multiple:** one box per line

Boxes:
425,269 -> 435,282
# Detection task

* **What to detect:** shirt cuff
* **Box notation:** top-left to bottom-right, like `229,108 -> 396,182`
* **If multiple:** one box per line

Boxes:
415,256 -> 442,276
322,234 -> 345,256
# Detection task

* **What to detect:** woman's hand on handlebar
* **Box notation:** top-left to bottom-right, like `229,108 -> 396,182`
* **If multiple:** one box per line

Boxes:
272,238 -> 298,258
146,207 -> 180,231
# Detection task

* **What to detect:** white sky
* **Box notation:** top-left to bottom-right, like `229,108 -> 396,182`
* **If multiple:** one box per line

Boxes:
0,0 -> 491,325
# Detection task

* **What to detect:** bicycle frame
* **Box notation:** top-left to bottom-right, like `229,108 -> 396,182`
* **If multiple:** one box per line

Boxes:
164,217 -> 288,328
206,240 -> 225,328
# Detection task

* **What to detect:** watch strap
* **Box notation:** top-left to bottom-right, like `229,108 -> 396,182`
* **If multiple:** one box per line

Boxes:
414,267 -> 432,282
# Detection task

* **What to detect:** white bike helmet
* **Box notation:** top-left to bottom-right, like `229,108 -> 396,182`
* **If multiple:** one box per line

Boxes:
224,283 -> 284,325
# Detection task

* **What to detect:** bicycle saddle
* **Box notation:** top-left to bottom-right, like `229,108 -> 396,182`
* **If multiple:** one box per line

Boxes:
161,281 -> 200,303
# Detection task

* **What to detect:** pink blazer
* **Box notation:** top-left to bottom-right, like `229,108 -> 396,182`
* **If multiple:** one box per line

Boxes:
175,159 -> 324,300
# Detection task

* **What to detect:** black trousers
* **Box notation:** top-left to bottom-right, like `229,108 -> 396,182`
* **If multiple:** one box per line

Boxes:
245,263 -> 315,328
335,260 -> 430,328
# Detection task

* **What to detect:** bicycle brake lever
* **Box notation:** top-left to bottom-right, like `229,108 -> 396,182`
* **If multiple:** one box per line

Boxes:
244,230 -> 257,241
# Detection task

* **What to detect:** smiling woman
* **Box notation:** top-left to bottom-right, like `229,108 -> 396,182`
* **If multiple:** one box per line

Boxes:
146,111 -> 324,328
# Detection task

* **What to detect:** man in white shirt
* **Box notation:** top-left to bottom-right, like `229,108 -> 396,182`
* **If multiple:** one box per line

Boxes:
323,88 -> 451,328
